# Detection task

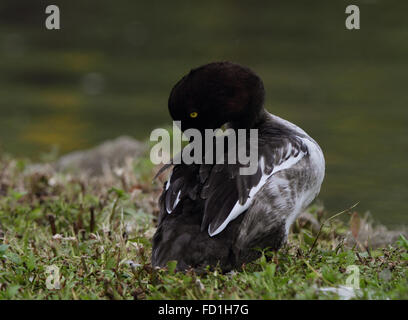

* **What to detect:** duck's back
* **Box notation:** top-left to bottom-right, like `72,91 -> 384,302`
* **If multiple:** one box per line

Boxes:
152,112 -> 325,271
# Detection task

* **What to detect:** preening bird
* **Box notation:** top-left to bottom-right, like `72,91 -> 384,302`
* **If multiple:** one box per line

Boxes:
151,62 -> 325,271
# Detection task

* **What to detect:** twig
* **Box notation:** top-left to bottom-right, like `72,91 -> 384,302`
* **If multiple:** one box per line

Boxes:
81,256 -> 88,273
89,206 -> 95,233
47,214 -> 57,235
308,202 -> 359,255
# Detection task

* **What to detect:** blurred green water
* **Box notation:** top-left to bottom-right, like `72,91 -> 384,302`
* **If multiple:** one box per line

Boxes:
0,0 -> 407,226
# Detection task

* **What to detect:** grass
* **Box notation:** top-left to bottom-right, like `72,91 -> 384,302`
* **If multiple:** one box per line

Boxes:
0,154 -> 407,300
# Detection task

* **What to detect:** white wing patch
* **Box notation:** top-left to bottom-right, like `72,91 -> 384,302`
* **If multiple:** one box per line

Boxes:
208,145 -> 307,237
166,190 -> 181,214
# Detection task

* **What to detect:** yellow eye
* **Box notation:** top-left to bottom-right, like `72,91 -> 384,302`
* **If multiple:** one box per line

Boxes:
190,112 -> 198,118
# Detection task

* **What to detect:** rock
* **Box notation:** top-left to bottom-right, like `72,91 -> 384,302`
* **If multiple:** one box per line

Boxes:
55,136 -> 146,176
345,221 -> 408,249
296,210 -> 407,248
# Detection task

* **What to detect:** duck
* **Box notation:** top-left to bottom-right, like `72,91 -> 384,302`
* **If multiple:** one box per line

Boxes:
151,61 -> 325,271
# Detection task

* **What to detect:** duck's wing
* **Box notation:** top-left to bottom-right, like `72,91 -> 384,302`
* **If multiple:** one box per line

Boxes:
162,163 -> 200,216
158,133 -> 309,237
201,135 -> 309,236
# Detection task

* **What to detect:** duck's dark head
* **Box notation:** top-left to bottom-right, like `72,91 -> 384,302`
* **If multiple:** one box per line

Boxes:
168,62 -> 265,132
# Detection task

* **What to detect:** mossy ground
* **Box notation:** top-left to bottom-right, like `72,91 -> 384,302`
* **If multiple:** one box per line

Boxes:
0,154 -> 407,300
